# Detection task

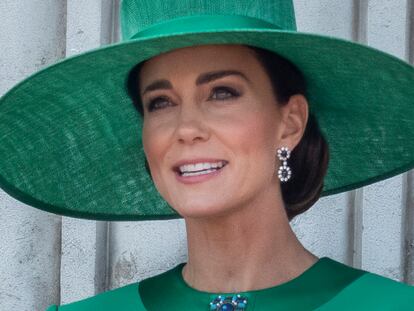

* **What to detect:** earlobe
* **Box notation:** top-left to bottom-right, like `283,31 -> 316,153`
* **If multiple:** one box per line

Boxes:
279,94 -> 309,149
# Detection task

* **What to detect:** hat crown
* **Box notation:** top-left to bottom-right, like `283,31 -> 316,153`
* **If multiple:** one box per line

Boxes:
120,0 -> 297,40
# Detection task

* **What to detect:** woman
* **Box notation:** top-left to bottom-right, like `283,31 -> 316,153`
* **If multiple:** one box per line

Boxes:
0,0 -> 413,310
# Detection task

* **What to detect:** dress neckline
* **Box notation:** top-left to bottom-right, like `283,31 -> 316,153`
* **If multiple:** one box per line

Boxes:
138,256 -> 366,310
176,256 -> 327,295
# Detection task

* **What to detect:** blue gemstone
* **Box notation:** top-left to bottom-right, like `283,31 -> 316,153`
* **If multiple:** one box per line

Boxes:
221,303 -> 235,311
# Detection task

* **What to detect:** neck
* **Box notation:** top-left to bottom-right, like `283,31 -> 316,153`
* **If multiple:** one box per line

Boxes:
182,186 -> 318,293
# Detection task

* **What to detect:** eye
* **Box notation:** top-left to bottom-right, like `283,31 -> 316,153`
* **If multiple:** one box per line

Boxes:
146,96 -> 173,112
209,86 -> 241,101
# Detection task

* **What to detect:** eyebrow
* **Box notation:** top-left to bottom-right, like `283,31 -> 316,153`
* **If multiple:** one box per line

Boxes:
196,70 -> 251,85
142,79 -> 172,95
142,69 -> 250,95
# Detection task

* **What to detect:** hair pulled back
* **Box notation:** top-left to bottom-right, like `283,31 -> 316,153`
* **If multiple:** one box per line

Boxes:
126,45 -> 329,221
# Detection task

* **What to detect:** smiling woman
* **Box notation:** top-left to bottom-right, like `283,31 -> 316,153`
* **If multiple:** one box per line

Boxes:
131,43 -> 327,303
127,44 -> 329,221
0,0 -> 414,310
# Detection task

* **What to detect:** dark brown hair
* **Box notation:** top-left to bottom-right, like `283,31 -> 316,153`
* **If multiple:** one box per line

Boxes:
126,45 -> 329,221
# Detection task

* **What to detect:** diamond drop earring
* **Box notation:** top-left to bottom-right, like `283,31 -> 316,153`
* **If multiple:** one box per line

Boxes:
277,146 -> 292,182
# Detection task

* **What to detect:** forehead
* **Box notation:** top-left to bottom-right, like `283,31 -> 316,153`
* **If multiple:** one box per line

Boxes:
139,44 -> 262,81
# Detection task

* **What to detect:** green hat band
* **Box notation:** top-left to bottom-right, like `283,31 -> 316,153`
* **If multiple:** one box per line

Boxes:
131,14 -> 283,39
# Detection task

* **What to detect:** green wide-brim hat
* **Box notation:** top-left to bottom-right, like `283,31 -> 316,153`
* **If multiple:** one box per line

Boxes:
1,0 -> 413,221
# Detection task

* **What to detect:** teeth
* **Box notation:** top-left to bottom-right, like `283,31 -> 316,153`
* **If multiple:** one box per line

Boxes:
182,169 -> 218,177
179,161 -> 226,173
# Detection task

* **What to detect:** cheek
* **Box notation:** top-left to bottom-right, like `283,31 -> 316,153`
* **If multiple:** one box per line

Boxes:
142,120 -> 169,181
218,109 -> 280,198
227,109 -> 278,159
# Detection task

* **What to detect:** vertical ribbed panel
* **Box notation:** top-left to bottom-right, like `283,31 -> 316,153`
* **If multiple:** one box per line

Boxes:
108,220 -> 188,289
0,2 -> 66,310
361,0 -> 408,282
292,0 -> 355,266
404,169 -> 414,283
403,0 -> 414,284
60,0 -> 116,305
349,0 -> 368,270
0,1 -> 413,309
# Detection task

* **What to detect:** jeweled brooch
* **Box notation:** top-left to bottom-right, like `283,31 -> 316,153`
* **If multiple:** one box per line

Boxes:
209,294 -> 248,310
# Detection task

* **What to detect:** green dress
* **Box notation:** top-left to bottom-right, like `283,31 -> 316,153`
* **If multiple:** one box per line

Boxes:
46,257 -> 414,310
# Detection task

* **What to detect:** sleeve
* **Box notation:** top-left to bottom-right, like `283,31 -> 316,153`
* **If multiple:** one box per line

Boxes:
41,282 -> 145,310
316,272 -> 414,310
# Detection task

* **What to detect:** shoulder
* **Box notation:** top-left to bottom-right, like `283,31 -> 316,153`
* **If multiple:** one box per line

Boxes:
357,272 -> 414,298
318,271 -> 414,310
45,282 -> 147,311
355,272 -> 414,292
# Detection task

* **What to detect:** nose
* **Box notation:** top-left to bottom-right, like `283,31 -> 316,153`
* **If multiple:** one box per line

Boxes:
174,103 -> 210,144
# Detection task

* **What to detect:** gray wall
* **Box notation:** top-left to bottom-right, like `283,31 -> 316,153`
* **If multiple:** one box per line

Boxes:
0,1 -> 413,310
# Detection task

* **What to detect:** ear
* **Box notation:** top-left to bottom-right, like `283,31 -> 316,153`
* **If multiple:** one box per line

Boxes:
278,94 -> 309,149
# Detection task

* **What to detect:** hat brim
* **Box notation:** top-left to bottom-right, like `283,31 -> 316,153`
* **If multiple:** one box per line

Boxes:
1,29 -> 413,220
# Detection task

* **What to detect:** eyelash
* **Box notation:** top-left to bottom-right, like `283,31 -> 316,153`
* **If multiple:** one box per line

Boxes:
146,86 -> 241,112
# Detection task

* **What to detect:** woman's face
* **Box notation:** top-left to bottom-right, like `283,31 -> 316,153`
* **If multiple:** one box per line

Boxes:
139,44 -> 303,219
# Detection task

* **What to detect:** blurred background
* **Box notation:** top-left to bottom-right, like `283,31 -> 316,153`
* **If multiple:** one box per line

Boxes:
0,0 -> 413,310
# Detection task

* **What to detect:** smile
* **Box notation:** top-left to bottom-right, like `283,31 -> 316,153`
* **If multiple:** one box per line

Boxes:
174,161 -> 228,184
179,160 -> 227,176
181,167 -> 222,177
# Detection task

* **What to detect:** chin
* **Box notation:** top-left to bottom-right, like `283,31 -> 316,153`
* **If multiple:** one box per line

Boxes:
174,205 -> 219,219
172,200 -> 238,220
